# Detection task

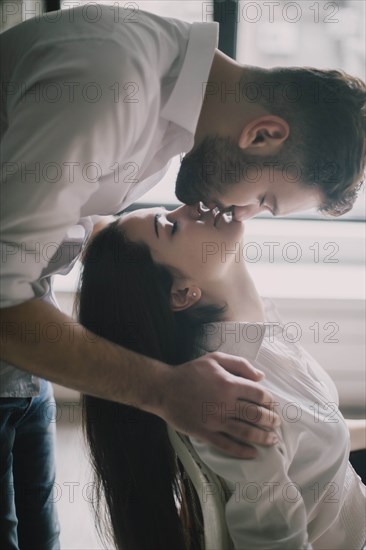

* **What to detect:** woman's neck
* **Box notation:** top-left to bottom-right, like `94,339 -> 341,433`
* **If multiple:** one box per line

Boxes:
203,263 -> 265,323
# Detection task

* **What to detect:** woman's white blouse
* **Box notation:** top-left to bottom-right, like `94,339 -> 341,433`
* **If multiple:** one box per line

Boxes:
190,297 -> 366,549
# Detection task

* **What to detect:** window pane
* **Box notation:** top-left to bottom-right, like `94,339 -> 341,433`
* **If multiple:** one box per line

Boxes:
61,0 -> 212,22
125,1 -> 212,22
236,0 -> 365,220
236,0 -> 365,80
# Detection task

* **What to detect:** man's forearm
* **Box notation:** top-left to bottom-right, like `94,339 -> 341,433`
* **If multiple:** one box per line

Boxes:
0,298 -> 168,414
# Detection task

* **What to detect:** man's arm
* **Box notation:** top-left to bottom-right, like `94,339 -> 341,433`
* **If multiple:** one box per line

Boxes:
0,298 -> 280,458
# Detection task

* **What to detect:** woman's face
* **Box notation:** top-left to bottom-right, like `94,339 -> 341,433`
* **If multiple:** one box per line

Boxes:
119,203 -> 245,285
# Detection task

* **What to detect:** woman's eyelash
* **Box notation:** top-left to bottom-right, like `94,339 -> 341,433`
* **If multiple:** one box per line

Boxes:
171,221 -> 178,235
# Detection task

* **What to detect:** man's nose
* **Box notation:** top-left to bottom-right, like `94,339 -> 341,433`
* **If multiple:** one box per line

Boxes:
232,204 -> 261,221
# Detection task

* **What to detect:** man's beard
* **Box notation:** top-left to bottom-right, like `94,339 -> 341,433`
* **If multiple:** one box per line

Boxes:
175,135 -> 296,206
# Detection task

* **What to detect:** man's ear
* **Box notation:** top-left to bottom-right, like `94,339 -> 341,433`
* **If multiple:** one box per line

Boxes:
170,284 -> 201,312
238,115 -> 289,153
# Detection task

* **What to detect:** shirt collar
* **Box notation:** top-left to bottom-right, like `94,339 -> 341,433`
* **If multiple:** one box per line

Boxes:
199,321 -> 266,363
160,21 -> 219,139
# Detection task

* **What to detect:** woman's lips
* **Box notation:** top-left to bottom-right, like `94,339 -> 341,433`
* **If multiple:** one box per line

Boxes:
213,208 -> 234,227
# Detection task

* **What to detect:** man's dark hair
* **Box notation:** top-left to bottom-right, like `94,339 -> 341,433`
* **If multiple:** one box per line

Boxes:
241,66 -> 366,216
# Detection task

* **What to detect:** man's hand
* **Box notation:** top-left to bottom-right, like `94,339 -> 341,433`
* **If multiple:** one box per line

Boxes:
157,351 -> 281,459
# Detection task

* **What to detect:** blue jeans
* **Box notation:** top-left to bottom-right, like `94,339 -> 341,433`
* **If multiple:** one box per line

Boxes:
0,379 -> 60,549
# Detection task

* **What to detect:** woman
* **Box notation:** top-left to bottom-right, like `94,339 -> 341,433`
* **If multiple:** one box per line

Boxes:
76,203 -> 365,549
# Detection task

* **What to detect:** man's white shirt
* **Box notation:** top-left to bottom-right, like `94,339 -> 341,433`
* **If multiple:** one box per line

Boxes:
0,5 -> 218,308
0,5 -> 218,396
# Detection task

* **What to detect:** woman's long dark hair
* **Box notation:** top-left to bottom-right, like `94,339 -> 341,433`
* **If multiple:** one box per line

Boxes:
75,219 -> 226,550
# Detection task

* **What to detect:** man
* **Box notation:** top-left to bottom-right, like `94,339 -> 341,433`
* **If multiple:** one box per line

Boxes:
0,4 -> 365,548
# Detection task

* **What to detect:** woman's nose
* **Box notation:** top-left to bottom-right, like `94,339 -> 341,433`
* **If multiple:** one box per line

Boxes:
166,204 -> 185,218
232,204 -> 262,221
165,203 -> 199,222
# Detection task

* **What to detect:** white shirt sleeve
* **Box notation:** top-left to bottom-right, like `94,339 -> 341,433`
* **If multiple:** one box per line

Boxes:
1,37 -> 148,307
190,435 -> 313,550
